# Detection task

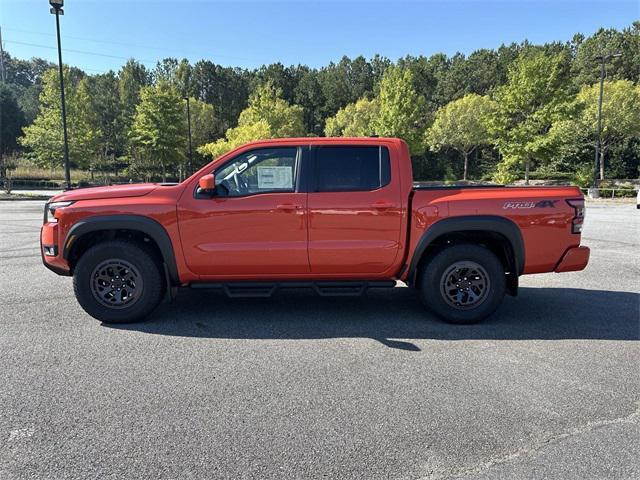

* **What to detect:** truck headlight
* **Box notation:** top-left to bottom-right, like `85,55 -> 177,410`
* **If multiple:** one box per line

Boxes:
45,201 -> 74,223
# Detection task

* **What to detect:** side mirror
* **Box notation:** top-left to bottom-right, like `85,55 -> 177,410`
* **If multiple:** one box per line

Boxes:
198,173 -> 216,193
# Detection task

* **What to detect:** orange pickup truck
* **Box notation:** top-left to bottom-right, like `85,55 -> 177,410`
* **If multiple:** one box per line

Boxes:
41,137 -> 589,324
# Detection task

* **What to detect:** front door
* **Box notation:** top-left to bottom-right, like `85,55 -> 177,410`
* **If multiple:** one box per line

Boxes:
178,146 -> 309,277
307,145 -> 403,275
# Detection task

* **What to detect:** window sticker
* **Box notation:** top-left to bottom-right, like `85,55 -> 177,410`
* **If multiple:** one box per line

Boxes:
257,166 -> 293,189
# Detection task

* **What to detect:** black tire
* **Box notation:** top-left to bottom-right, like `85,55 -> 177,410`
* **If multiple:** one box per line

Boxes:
418,244 -> 506,324
73,240 -> 164,323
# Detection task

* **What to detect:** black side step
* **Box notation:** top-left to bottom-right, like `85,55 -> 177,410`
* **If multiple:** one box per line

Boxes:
190,280 -> 396,298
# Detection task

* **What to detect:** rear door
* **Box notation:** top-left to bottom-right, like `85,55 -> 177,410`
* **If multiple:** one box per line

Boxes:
307,144 -> 403,275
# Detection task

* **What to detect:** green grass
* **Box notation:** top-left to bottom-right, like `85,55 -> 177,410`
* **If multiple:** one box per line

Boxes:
11,166 -> 98,182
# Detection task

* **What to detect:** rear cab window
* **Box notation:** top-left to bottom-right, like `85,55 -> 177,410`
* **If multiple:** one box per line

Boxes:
314,145 -> 391,192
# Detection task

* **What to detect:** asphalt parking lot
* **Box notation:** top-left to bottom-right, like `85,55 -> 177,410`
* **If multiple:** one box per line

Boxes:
1,200 -> 638,480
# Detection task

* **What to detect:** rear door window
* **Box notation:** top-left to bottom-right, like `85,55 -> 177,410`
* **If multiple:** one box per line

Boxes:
314,146 -> 390,192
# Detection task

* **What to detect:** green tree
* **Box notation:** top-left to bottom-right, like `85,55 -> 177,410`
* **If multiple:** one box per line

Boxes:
85,71 -> 126,176
254,62 -> 297,104
153,57 -> 179,84
129,82 -> 186,181
118,59 -> 150,131
198,83 -> 305,158
1,53 -> 57,124
0,84 -> 26,180
324,97 -> 379,137
184,97 -> 218,170
191,60 -> 250,135
153,57 -> 193,98
175,58 -> 193,98
21,68 -> 99,172
426,94 -> 496,180
198,121 -> 272,159
237,83 -> 305,137
374,66 -> 427,154
572,24 -> 640,87
550,80 -> 640,180
318,56 -> 377,119
293,66 -> 325,133
490,50 -> 573,183
186,98 -> 218,150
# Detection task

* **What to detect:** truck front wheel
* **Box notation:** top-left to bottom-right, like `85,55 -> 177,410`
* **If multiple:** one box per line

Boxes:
73,240 -> 164,323
419,244 -> 506,324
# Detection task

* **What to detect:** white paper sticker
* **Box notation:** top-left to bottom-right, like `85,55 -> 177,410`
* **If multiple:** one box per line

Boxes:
257,166 -> 293,189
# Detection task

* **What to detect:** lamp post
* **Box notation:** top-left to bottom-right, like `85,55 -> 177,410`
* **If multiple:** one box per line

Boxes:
49,0 -> 71,190
590,52 -> 622,197
183,96 -> 193,177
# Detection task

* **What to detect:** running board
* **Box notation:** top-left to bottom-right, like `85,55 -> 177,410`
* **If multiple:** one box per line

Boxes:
190,280 -> 396,298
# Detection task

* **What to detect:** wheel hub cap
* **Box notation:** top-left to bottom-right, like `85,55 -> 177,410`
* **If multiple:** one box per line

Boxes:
440,261 -> 490,310
90,259 -> 143,309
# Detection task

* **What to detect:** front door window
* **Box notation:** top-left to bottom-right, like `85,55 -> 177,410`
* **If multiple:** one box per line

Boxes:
215,147 -> 298,197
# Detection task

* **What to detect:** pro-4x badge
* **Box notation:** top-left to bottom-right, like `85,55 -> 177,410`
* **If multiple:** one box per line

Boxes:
503,200 -> 558,209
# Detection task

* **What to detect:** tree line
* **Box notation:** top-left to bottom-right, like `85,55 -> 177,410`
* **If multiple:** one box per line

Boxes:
0,22 -> 638,185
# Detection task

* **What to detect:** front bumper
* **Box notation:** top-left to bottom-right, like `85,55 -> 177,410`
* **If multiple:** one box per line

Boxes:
40,223 -> 71,276
555,246 -> 590,273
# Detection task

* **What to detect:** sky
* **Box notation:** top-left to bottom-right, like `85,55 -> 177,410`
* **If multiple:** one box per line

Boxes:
1,0 -> 638,73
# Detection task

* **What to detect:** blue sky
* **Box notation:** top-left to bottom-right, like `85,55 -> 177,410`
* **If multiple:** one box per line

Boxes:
1,0 -> 638,73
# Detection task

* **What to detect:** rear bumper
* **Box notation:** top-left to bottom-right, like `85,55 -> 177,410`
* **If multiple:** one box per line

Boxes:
555,246 -> 590,273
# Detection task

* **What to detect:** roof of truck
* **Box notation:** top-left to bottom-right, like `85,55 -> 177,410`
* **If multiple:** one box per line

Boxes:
239,137 -> 407,147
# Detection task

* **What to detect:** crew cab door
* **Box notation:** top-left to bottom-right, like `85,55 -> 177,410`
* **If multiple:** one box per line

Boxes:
177,146 -> 309,277
307,145 -> 403,275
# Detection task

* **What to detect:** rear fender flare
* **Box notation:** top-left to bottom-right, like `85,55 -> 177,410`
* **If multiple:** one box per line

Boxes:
62,215 -> 179,284
407,215 -> 525,282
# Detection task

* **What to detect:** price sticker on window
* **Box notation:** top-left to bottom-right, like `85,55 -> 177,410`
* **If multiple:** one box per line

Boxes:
257,166 -> 293,189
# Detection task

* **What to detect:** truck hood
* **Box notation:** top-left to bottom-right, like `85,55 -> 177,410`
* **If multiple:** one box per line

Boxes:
50,183 -> 159,202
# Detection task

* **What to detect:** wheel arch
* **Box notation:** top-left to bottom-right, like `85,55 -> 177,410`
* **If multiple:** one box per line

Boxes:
63,215 -> 179,285
407,216 -> 525,294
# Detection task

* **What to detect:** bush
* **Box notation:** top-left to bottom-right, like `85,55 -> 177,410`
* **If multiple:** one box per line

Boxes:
572,164 -> 593,188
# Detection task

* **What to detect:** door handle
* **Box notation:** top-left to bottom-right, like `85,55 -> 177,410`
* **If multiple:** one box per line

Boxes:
372,201 -> 394,209
276,203 -> 301,211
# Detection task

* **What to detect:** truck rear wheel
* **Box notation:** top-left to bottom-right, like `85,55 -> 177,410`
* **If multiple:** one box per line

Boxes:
73,240 -> 164,323
419,244 -> 506,324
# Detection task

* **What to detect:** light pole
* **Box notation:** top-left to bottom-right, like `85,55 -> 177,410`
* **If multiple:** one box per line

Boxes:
591,52 -> 622,196
184,96 -> 193,177
49,0 -> 71,190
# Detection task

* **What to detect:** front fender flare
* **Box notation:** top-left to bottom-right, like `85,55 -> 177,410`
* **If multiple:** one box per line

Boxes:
62,214 -> 179,284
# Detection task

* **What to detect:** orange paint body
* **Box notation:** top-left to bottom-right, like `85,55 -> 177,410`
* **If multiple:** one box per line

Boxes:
41,137 -> 589,284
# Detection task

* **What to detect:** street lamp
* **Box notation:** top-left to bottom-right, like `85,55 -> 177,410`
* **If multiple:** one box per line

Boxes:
49,0 -> 71,190
183,96 -> 193,177
591,52 -> 622,197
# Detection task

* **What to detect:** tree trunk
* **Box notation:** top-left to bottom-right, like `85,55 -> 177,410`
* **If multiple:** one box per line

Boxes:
162,164 -> 167,183
599,145 -> 606,181
524,160 -> 530,185
463,152 -> 469,181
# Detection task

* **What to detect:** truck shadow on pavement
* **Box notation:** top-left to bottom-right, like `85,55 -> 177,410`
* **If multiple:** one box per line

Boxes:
105,287 -> 640,350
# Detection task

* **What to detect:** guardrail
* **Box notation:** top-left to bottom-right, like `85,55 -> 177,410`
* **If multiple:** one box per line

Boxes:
581,187 -> 638,198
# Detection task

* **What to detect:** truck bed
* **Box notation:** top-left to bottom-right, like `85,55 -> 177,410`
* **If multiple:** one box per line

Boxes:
407,184 -> 584,276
